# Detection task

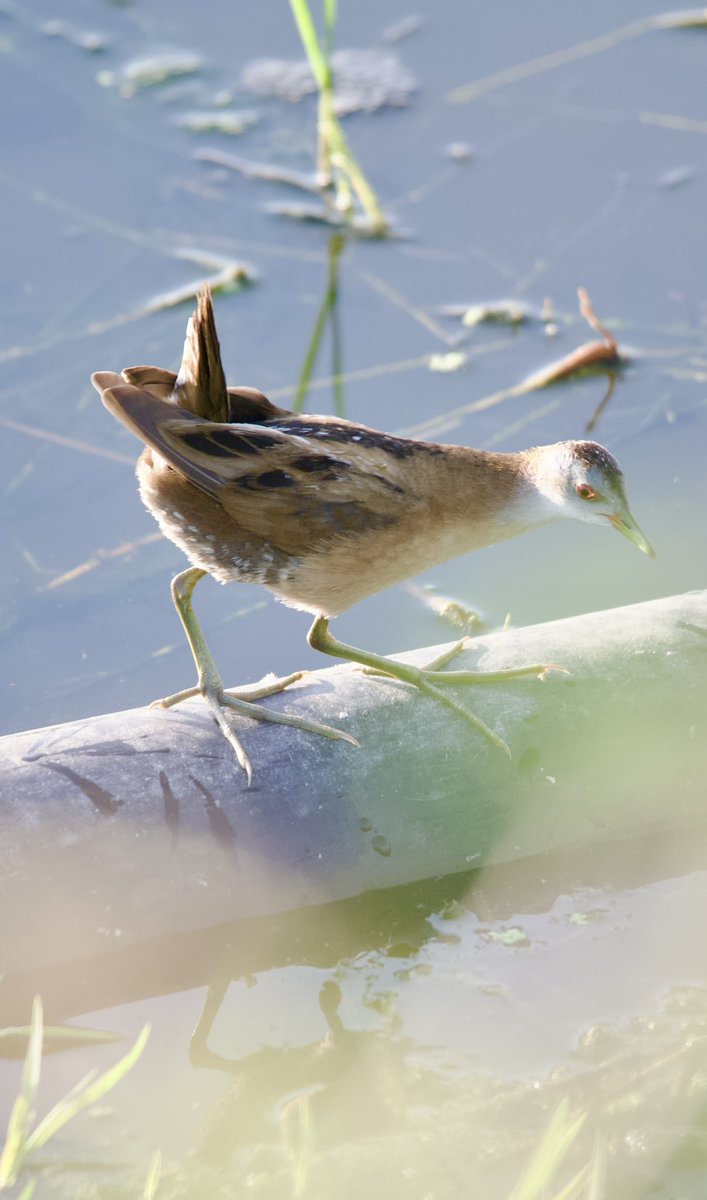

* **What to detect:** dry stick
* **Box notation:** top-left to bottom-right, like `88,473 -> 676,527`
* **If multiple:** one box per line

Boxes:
641,112 -> 707,135
0,259 -> 250,367
483,396 -> 565,451
0,416 -> 135,465
356,269 -> 458,346
267,353 -> 434,402
195,148 -> 322,194
45,533 -> 163,591
447,11 -> 707,104
578,286 -> 618,349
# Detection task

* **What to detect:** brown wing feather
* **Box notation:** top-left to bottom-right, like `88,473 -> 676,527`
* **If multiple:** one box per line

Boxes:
94,379 -> 417,556
118,367 -> 291,424
170,289 -> 229,420
225,387 -> 292,424
121,366 -> 177,398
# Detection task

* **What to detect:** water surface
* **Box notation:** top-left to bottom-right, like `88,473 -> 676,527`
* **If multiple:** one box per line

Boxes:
1,1 -> 706,1195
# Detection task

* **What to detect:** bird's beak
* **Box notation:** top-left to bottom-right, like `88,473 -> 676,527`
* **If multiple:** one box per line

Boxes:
607,509 -> 656,558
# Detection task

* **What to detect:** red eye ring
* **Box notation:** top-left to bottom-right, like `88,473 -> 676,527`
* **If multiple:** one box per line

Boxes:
576,483 -> 597,500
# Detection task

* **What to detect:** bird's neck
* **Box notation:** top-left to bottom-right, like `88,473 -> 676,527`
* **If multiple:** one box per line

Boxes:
431,445 -> 560,552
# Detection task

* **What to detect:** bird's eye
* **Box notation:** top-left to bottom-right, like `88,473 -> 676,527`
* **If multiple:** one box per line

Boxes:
576,483 -> 597,501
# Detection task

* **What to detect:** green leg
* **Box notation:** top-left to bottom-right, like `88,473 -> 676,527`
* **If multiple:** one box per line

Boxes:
307,617 -> 564,757
151,568 -> 358,783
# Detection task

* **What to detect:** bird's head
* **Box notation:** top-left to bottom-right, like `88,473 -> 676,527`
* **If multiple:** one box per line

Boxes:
528,440 -> 655,557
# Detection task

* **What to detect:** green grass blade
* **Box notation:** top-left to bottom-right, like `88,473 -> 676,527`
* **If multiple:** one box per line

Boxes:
330,297 -> 344,417
281,1093 -> 315,1199
323,0 -> 337,60
16,1182 -> 36,1200
327,124 -> 388,233
294,231 -> 345,410
326,232 -> 346,415
0,1026 -> 120,1046
289,0 -> 329,89
549,1165 -> 590,1200
0,996 -> 43,1187
583,1134 -> 608,1200
24,1024 -> 150,1155
143,1149 -> 162,1200
294,284 -> 333,411
288,0 -> 387,234
508,1099 -> 587,1200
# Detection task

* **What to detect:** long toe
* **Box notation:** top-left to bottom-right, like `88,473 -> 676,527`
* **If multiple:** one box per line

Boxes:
220,692 -> 359,747
222,671 -> 305,701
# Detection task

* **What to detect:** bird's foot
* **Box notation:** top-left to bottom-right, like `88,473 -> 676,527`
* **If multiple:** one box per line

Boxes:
309,619 -> 565,758
151,671 -> 358,785
390,637 -> 566,684
365,638 -> 566,755
151,670 -> 307,709
157,567 -> 357,781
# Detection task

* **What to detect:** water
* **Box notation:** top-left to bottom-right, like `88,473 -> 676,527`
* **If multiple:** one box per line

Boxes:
1,1 -> 707,1195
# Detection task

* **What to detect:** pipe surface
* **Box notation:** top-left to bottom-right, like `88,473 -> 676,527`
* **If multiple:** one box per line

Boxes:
1,590 -> 705,976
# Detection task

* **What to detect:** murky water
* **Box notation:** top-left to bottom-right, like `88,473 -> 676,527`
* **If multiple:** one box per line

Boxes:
1,1 -> 707,1196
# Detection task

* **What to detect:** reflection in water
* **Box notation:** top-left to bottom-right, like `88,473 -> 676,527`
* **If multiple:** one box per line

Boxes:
183,984 -> 707,1199
3,835 -> 707,1195
585,372 -> 617,436
190,978 -> 414,1160
294,232 -> 347,415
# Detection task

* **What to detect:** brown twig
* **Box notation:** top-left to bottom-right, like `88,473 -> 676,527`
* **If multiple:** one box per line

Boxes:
523,287 -> 621,389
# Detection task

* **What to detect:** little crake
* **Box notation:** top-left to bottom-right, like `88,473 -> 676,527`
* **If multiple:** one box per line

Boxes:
92,289 -> 654,780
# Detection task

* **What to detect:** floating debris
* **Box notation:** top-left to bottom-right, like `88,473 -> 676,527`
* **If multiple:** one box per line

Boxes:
641,111 -> 707,135
265,200 -> 390,236
211,89 -> 235,108
381,14 -> 424,44
524,287 -> 622,389
98,50 -> 202,97
196,147 -> 321,192
41,18 -> 108,52
656,8 -> 707,27
241,47 -> 415,115
484,927 -> 529,947
403,288 -> 623,443
440,300 -> 530,327
445,141 -> 474,161
176,109 -> 260,136
540,295 -> 559,336
141,257 -> 254,314
428,351 -> 468,372
658,165 -> 698,189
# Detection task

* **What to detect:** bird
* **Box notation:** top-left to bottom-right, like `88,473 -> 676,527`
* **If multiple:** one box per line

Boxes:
92,288 -> 654,780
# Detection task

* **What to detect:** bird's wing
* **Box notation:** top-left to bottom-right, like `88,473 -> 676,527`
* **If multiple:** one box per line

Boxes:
121,366 -> 177,398
92,380 -> 417,554
118,368 -> 291,424
225,387 -> 293,424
